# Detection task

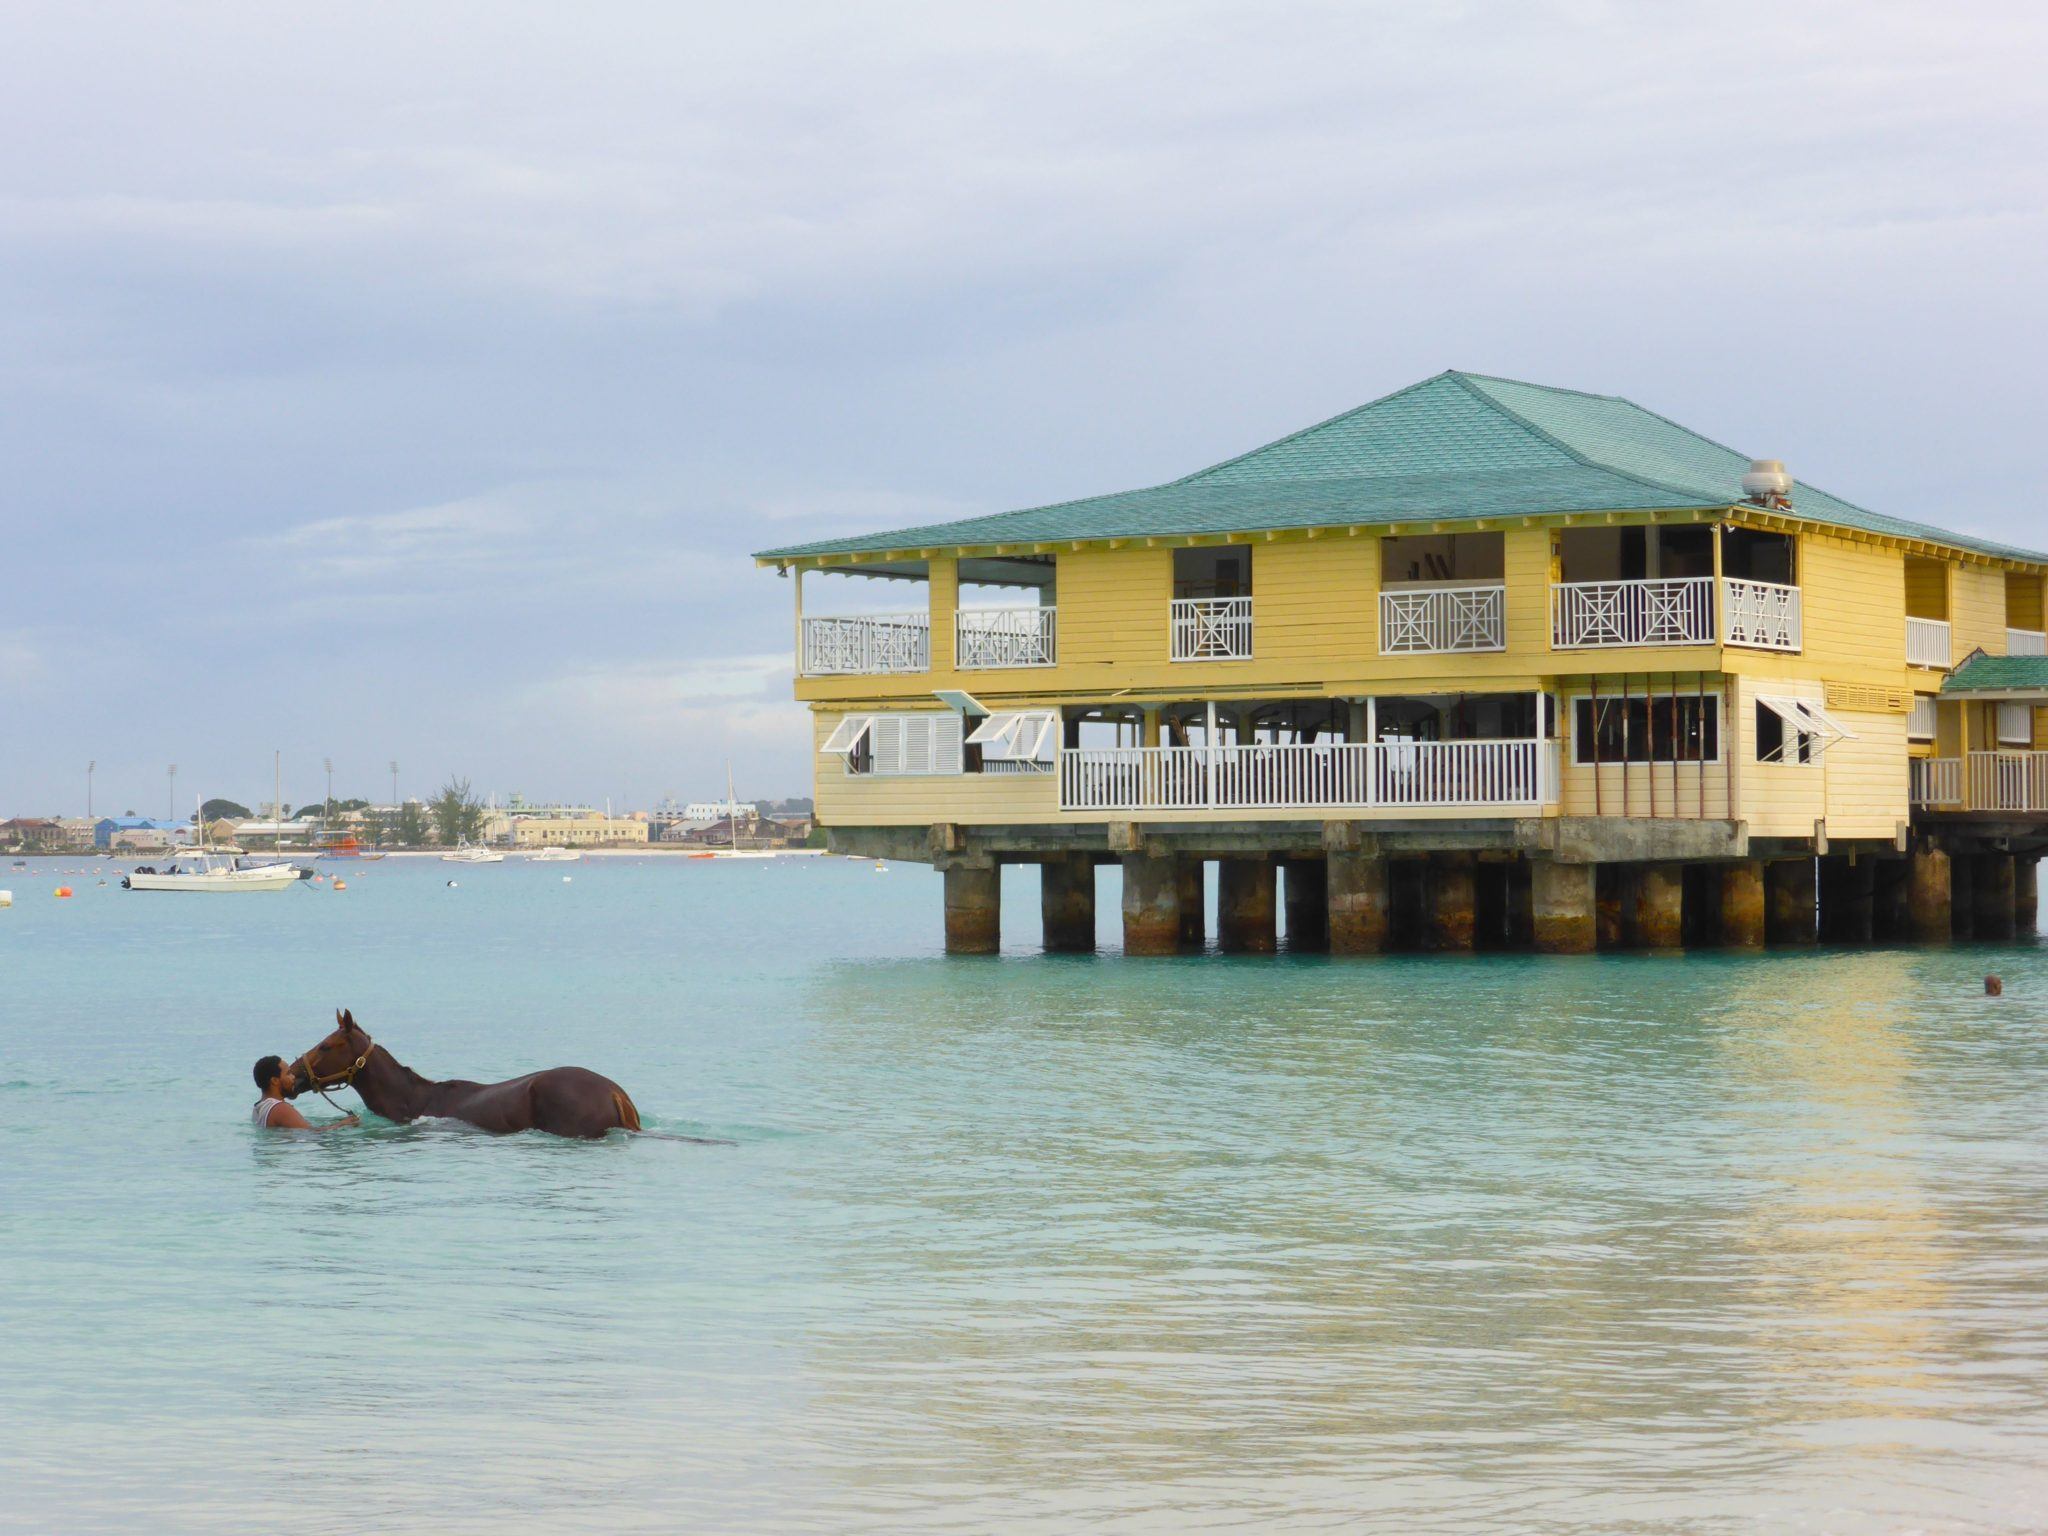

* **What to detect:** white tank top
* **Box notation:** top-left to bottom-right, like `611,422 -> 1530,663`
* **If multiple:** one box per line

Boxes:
252,1097 -> 286,1127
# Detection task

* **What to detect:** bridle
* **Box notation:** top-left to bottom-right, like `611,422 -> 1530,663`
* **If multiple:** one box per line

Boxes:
294,1034 -> 374,1111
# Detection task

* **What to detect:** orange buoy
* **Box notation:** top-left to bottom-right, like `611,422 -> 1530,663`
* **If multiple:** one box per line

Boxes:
54,886 -> 73,898
333,879 -> 347,891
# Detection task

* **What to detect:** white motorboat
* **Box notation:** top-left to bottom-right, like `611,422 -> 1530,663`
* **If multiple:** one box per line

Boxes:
123,851 -> 300,893
442,841 -> 506,864
528,846 -> 581,862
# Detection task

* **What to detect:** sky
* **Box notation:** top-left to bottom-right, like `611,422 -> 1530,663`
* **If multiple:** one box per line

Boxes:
4,0 -> 2045,815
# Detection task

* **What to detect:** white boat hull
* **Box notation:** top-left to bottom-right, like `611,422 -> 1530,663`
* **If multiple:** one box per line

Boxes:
126,867 -> 299,892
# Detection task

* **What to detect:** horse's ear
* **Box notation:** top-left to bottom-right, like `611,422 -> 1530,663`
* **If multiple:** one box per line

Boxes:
341,1008 -> 357,1032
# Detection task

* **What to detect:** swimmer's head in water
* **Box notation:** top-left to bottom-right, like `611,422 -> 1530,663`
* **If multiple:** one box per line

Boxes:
252,1055 -> 285,1095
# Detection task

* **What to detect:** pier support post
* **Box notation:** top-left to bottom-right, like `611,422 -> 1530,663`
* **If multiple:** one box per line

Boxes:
1327,851 -> 1390,954
1766,859 -> 1816,946
1626,862 -> 1684,949
1121,852 -> 1181,956
1425,853 -> 1476,952
1039,856 -> 1096,953
1950,854 -> 1976,940
1530,859 -> 1595,954
1719,860 -> 1766,948
1177,858 -> 1207,950
1973,852 -> 2017,941
1282,858 -> 1329,951
943,862 -> 1001,955
1217,857 -> 1278,954
1595,865 -> 1625,949
1873,859 -> 1911,942
1909,846 -> 1951,943
2019,856 -> 2039,934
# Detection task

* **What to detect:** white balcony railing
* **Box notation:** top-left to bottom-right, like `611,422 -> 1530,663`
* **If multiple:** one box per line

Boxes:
1967,751 -> 2048,813
1059,739 -> 1557,813
955,607 -> 1056,669
1170,596 -> 1253,661
1910,757 -> 1962,807
1379,584 -> 1506,654
1906,617 -> 1951,668
1722,578 -> 1803,652
1552,577 -> 1715,649
2008,627 -> 2047,656
799,613 -> 930,675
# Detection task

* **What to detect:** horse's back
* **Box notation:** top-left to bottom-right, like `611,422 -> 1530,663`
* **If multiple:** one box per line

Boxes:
528,1064 -> 636,1138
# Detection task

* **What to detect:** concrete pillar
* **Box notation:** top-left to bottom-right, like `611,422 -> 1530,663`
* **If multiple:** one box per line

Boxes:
1719,860 -> 1766,948
1766,859 -> 1816,946
1425,852 -> 1476,952
1595,866 -> 1625,950
1950,853 -> 1976,940
2018,857 -> 2039,934
1039,856 -> 1095,953
1121,853 -> 1181,956
1327,851 -> 1390,954
1909,846 -> 1951,943
1627,862 -> 1684,949
1282,858 -> 1329,951
1217,857 -> 1278,954
943,862 -> 1001,955
1821,857 -> 1875,945
1177,858 -> 1207,950
1973,852 -> 2017,941
1530,860 -> 1595,954
1873,859 -> 1911,942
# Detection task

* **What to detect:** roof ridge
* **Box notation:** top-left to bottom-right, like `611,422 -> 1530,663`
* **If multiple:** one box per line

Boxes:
1444,371 -> 1733,507
1170,371 -> 1465,485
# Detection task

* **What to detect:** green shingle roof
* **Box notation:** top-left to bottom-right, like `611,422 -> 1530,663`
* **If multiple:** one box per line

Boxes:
1941,652 -> 2048,695
755,371 -> 2048,566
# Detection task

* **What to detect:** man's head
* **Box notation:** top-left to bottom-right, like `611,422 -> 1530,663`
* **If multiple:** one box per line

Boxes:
252,1055 -> 289,1097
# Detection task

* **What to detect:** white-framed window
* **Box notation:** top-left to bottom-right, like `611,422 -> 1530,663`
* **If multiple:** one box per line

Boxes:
1755,695 -> 1853,765
1907,695 -> 1937,741
819,713 -> 964,776
1997,702 -> 2034,745
966,711 -> 1059,771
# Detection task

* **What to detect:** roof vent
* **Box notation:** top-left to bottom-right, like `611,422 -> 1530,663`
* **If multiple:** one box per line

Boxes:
1741,459 -> 1793,506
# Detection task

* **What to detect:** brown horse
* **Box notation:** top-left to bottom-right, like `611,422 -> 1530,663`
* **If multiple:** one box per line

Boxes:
289,1009 -> 642,1140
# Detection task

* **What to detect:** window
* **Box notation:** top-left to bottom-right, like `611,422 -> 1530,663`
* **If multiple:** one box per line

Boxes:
966,711 -> 1059,772
869,713 -> 964,776
1907,695 -> 1937,741
1572,696 -> 1719,764
820,715 -> 876,775
1754,696 -> 1852,765
1173,545 -> 1251,599
1998,702 -> 2034,745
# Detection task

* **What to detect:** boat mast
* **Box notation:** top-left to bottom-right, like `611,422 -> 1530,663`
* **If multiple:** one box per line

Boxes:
727,761 -> 739,853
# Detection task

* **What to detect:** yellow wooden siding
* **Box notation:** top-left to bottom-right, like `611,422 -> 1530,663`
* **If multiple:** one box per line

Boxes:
1903,557 -> 1948,620
1256,539 -> 1377,665
1728,675 -> 1906,840
1951,563 -> 2007,659
810,712 -> 1063,826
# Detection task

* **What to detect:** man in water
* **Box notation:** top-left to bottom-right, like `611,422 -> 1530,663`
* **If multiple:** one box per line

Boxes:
250,1055 -> 359,1132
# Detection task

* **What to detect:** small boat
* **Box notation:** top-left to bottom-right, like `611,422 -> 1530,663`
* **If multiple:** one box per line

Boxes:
528,846 -> 581,863
123,851 -> 300,893
442,841 -> 506,864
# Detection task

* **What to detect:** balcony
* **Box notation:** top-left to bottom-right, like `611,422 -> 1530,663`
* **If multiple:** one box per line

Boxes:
799,613 -> 930,676
1968,751 -> 2048,813
1059,739 -> 1556,813
1722,578 -> 1802,651
956,607 -> 1056,669
1910,757 -> 1961,807
1905,617 -> 1951,668
1379,584 -> 1505,654
1552,577 -> 1715,649
1170,596 -> 1253,661
2009,627 -> 2047,657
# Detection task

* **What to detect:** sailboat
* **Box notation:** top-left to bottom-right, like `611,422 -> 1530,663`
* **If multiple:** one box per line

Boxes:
692,764 -> 778,859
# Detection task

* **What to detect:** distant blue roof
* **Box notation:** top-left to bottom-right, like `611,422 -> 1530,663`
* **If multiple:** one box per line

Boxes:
97,816 -> 186,830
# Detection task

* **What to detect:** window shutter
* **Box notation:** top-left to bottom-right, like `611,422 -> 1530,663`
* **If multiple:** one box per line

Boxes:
871,717 -> 905,775
932,713 -> 964,774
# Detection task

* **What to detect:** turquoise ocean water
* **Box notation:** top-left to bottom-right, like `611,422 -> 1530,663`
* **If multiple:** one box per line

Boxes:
2,853 -> 2045,1533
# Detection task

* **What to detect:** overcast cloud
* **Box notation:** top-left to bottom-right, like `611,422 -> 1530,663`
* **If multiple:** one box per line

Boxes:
4,0 -> 2044,813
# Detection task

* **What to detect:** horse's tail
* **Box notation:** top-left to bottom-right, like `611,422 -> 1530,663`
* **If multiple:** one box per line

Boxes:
612,1089 -> 643,1133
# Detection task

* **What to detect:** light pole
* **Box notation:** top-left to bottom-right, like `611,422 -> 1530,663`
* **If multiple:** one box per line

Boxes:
87,761 -> 95,822
324,757 -> 334,821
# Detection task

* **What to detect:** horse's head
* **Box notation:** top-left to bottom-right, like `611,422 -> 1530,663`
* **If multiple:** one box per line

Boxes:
288,1008 -> 374,1098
